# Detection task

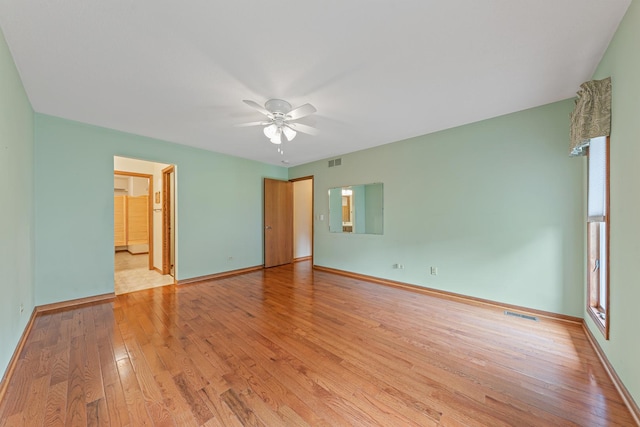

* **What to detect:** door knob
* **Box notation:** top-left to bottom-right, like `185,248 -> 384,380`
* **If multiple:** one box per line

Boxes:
265,225 -> 272,230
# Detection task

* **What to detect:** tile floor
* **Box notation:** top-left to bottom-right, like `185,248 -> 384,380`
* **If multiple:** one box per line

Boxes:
114,251 -> 174,294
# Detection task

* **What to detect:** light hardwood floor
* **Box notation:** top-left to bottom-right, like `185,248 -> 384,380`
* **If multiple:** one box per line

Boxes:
0,261 -> 635,426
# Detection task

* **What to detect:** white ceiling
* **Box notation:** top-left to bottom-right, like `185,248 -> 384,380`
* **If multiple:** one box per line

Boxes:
0,1 -> 630,167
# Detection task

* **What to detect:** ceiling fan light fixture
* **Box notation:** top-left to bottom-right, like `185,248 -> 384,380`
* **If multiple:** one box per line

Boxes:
282,126 -> 297,142
263,123 -> 277,139
270,127 -> 282,144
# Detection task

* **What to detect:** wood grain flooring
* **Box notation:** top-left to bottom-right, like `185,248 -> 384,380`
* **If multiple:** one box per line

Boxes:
0,261 -> 636,426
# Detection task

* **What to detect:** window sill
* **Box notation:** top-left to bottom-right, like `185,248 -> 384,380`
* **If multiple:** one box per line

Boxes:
587,306 -> 609,340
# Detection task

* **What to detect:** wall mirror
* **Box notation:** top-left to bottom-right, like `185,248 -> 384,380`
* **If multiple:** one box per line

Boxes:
329,183 -> 383,234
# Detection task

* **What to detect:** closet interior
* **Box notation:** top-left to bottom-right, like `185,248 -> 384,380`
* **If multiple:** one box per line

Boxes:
114,174 -> 150,254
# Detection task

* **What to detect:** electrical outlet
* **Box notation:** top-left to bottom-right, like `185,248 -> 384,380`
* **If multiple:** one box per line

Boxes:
430,267 -> 438,275
393,263 -> 405,269
227,256 -> 233,261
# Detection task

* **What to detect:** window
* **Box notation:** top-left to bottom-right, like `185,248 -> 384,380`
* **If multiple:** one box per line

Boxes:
587,136 -> 610,339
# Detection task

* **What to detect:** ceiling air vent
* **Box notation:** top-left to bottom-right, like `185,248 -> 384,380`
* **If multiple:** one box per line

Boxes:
328,158 -> 342,168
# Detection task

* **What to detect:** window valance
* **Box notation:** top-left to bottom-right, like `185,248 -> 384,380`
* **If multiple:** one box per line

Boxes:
569,77 -> 611,156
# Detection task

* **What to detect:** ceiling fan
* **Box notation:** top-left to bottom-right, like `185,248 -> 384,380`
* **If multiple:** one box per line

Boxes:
238,99 -> 319,148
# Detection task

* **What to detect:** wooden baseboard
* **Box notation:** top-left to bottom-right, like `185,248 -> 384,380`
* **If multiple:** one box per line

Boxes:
36,293 -> 116,315
294,256 -> 312,263
177,265 -> 263,285
0,308 -> 37,404
582,322 -> 640,425
313,265 -> 582,324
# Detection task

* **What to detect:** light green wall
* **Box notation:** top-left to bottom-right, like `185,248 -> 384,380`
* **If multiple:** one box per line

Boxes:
589,0 -> 640,407
0,29 -> 34,378
290,99 -> 584,316
34,114 -> 287,305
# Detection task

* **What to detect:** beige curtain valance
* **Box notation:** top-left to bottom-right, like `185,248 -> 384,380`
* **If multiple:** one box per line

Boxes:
569,77 -> 611,156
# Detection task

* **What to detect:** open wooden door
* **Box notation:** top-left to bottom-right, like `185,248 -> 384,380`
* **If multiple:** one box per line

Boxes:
162,165 -> 175,276
264,178 -> 293,268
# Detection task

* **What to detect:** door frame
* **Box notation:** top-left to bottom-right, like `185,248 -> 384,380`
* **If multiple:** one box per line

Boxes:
162,165 -> 175,275
290,175 -> 314,264
114,170 -> 154,270
262,175 -> 314,268
264,178 -> 294,268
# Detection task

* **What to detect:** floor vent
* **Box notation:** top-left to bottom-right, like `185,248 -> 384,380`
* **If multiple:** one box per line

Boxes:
504,311 -> 538,321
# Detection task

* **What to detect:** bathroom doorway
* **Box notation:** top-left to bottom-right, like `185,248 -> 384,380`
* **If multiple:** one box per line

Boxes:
113,156 -> 176,294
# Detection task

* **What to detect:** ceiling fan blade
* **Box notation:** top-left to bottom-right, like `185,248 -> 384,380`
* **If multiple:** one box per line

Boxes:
234,121 -> 269,127
287,103 -> 317,120
242,100 -> 271,116
288,122 -> 319,136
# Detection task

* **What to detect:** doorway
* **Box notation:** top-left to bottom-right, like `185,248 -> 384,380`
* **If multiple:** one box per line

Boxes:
113,156 -> 176,294
263,176 -> 313,268
292,177 -> 313,262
